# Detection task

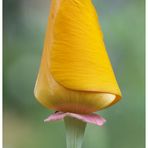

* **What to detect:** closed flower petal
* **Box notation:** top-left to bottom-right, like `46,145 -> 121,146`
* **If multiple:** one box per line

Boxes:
34,0 -> 122,114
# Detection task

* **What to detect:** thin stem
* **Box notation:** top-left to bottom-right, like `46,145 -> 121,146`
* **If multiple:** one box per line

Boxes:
64,117 -> 86,148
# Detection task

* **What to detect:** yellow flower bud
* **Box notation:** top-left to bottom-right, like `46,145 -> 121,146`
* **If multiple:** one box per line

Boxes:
34,0 -> 122,114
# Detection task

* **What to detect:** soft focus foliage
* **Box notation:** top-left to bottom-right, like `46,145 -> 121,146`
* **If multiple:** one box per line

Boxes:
3,0 -> 145,148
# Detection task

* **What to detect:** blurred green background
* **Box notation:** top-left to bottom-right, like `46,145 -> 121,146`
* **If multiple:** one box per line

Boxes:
3,0 -> 145,148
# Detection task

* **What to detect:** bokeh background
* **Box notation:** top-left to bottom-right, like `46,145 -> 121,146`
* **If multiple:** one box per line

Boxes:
3,0 -> 145,148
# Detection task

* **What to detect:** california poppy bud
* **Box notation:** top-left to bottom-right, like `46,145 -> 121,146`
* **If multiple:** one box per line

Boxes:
34,0 -> 122,114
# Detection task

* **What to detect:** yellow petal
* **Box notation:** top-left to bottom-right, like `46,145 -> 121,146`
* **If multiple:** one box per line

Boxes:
34,0 -> 122,114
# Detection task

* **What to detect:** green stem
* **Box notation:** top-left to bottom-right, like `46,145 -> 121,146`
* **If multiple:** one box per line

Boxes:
64,117 -> 86,148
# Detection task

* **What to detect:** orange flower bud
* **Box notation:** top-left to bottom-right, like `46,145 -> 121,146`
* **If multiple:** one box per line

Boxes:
34,0 -> 122,114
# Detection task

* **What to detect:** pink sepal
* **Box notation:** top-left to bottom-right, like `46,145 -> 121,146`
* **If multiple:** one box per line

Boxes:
44,112 -> 106,126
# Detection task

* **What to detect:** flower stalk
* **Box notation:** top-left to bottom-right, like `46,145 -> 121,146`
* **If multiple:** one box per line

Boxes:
64,117 -> 86,148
